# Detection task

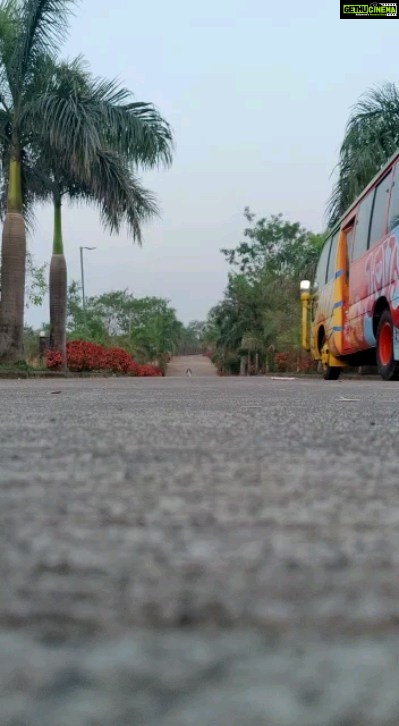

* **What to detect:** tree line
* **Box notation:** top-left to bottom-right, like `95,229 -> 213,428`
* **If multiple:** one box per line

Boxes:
202,209 -> 324,374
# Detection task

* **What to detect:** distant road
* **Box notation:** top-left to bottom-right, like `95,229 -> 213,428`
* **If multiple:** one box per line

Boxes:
166,354 -> 217,376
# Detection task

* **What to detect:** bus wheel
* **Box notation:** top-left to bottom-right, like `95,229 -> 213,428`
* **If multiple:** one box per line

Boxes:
376,310 -> 399,380
321,341 -> 341,380
323,365 -> 341,380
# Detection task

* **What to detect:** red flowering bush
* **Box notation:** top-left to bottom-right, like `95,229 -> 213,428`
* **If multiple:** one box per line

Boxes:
102,346 -> 137,374
273,350 -> 316,374
45,340 -> 162,376
137,363 -> 161,376
45,350 -> 64,370
66,340 -> 104,371
274,352 -> 289,372
297,355 -> 317,373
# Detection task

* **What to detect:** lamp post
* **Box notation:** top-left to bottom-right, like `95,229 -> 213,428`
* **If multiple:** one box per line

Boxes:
39,330 -> 47,360
299,279 -> 311,352
80,246 -> 96,336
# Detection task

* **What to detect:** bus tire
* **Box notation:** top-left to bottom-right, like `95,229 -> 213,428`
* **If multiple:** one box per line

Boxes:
320,336 -> 341,379
376,310 -> 399,381
323,365 -> 341,380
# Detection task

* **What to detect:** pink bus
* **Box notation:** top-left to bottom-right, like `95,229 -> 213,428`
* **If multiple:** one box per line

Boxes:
301,149 -> 399,380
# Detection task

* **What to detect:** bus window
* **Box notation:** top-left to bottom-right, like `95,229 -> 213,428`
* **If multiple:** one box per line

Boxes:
388,162 -> 399,232
352,190 -> 374,260
344,224 -> 355,284
315,237 -> 331,287
369,170 -> 392,248
326,231 -> 339,282
346,225 -> 354,257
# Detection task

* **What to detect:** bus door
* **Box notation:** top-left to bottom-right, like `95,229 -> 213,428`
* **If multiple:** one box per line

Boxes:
341,220 -> 355,354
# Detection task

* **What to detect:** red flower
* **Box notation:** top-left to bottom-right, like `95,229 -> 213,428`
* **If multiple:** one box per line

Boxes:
45,350 -> 64,370
45,339 -> 162,376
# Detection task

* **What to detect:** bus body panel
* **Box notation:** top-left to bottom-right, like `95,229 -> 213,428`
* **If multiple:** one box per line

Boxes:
312,232 -> 347,358
345,228 -> 399,357
312,280 -> 335,357
331,230 -> 347,356
307,151 -> 399,368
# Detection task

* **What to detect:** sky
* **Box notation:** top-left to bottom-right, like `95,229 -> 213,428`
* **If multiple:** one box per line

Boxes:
24,1 -> 399,328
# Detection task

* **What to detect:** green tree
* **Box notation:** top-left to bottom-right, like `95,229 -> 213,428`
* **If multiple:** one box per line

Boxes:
221,208 -> 324,281
66,281 -> 108,343
126,297 -> 182,368
328,82 -> 399,226
90,290 -> 134,337
66,283 -> 182,370
208,210 -> 323,374
205,284 -> 249,375
206,270 -> 301,374
178,320 -> 207,355
25,252 -> 47,308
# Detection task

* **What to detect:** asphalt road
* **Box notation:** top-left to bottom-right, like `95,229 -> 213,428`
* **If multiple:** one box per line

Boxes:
1,375 -> 399,725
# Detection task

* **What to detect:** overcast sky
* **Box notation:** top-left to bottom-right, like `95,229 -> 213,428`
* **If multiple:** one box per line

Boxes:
25,1 -> 399,328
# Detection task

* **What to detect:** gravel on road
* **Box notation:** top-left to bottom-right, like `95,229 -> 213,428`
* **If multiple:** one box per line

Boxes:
1,376 -> 399,725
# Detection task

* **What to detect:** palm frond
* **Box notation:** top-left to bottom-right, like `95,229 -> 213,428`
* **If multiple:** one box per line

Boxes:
64,148 -> 159,243
89,79 -> 174,167
17,0 -> 76,83
0,0 -> 20,109
26,54 -> 174,172
327,82 -> 399,227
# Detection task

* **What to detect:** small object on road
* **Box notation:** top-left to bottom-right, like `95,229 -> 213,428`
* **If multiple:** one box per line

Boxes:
50,390 -> 62,395
186,368 -> 192,377
338,396 -> 359,402
271,376 -> 296,381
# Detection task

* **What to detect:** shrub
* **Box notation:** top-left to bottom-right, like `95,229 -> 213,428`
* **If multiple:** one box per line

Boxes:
45,350 -> 64,370
66,340 -> 104,371
273,350 -> 316,373
102,346 -> 137,374
45,340 -> 162,376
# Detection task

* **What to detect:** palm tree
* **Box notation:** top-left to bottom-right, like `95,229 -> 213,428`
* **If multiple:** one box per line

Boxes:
328,82 -> 399,227
44,153 -> 158,363
0,2 -> 173,362
35,56 -> 171,363
0,0 -> 77,361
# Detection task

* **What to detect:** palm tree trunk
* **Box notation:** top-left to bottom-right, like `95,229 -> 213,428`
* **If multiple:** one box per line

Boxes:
240,355 -> 246,376
49,196 -> 67,368
0,152 -> 27,363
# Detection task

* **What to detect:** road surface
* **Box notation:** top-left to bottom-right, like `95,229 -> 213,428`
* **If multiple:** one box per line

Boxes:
1,375 -> 399,725
166,354 -> 217,376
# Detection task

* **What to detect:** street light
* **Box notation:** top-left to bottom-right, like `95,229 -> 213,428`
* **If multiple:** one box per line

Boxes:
39,330 -> 47,359
80,246 -> 96,336
299,280 -> 311,352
